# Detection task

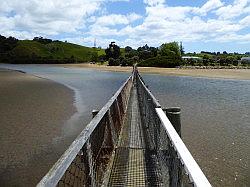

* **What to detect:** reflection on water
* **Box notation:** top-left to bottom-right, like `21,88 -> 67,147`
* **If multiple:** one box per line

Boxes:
0,64 -> 249,187
141,73 -> 250,187
0,64 -> 129,140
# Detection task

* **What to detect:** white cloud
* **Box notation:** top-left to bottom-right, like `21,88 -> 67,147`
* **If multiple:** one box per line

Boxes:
93,13 -> 142,26
0,0 -> 103,38
211,33 -> 250,43
240,15 -> 250,26
143,0 -> 165,6
145,5 -> 193,21
0,0 -> 128,38
193,0 -> 224,15
101,0 -> 249,46
216,0 -> 250,19
1,0 -> 250,48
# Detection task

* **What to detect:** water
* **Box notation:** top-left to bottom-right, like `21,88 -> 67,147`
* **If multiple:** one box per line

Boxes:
141,73 -> 250,187
0,64 -> 249,186
0,64 -> 129,140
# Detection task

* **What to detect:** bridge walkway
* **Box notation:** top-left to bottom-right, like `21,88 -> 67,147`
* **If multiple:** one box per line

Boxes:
108,81 -> 168,186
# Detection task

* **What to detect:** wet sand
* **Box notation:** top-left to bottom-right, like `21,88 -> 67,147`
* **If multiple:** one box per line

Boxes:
0,69 -> 76,186
60,63 -> 250,80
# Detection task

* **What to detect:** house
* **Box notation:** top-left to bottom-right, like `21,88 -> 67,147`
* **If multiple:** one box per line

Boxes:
182,56 -> 203,60
182,56 -> 203,64
241,57 -> 250,62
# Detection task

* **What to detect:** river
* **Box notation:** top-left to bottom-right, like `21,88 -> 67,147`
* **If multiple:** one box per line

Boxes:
0,64 -> 249,187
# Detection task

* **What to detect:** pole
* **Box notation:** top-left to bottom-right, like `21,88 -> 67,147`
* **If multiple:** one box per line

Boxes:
163,107 -> 181,137
163,107 -> 182,186
92,109 -> 99,118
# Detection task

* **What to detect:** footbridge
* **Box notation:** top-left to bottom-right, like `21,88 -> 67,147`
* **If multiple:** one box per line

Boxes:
37,67 -> 211,187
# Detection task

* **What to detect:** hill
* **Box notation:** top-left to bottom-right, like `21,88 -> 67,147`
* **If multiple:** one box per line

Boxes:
0,38 -> 105,64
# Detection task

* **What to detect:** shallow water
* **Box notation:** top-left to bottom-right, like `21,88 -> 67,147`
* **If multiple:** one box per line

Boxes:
141,73 -> 250,187
0,64 -> 249,186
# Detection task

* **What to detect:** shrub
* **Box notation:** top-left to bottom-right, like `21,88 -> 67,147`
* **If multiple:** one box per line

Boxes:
138,56 -> 180,68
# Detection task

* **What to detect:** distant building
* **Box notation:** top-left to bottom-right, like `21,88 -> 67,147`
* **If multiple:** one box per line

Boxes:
182,56 -> 202,60
241,57 -> 250,62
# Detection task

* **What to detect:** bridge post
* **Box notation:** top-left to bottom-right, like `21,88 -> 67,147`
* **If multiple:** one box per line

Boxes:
163,107 -> 181,137
92,109 -> 99,118
163,107 -> 182,186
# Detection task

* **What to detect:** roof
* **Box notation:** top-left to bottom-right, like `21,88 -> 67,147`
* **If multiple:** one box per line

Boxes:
241,57 -> 250,61
182,56 -> 202,59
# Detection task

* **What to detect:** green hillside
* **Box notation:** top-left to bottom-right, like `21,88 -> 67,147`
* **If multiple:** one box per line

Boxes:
2,39 -> 105,64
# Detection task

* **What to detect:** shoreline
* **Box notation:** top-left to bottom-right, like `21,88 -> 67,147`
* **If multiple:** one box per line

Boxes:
59,63 -> 250,80
0,68 -> 76,186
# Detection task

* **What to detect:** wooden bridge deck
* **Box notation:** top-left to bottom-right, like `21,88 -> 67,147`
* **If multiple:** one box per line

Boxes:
108,81 -> 168,186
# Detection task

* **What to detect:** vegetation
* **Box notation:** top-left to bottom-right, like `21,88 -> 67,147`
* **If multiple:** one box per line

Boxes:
183,51 -> 249,67
1,34 -> 249,67
0,35 -> 105,64
104,41 -> 249,68
105,41 -> 182,67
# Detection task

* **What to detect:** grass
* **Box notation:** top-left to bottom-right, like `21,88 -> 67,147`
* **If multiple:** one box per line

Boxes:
10,40 -> 106,62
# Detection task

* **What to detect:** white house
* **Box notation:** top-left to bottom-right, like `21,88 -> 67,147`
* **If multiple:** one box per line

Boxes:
241,57 -> 250,62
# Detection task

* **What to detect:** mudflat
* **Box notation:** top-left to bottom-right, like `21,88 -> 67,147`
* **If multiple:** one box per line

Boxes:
0,69 -> 76,186
60,63 -> 250,80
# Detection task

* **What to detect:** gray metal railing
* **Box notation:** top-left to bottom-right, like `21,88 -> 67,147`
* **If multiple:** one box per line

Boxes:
38,67 -> 211,187
136,70 -> 211,187
37,72 -> 134,187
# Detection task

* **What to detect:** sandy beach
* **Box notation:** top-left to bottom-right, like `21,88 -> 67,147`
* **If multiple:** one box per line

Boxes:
0,69 -> 76,186
60,63 -> 250,80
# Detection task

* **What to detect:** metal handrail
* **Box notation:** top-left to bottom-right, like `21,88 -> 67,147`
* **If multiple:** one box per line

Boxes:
156,108 -> 211,187
37,66 -> 211,187
137,72 -> 161,108
37,72 -> 134,187
136,71 -> 211,187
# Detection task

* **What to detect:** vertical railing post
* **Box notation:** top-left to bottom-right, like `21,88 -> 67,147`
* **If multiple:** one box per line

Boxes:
92,110 -> 99,118
163,107 -> 182,187
85,109 -> 99,186
163,107 -> 181,137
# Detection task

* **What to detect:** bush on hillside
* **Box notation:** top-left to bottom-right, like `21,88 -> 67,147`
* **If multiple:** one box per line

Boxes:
108,58 -> 120,66
138,56 -> 180,68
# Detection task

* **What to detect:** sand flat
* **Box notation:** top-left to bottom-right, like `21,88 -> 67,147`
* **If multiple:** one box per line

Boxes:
0,69 -> 76,186
60,63 -> 250,80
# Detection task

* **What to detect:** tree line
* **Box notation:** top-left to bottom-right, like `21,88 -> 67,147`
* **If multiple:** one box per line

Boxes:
102,41 -> 249,67
102,41 -> 183,68
1,34 -> 249,67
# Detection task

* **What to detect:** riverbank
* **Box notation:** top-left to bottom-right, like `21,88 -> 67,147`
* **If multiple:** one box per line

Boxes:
60,64 -> 250,80
0,69 -> 76,186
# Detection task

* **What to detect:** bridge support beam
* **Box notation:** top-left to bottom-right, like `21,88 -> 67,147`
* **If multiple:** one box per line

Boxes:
163,107 -> 181,137
163,107 -> 182,187
92,109 -> 99,118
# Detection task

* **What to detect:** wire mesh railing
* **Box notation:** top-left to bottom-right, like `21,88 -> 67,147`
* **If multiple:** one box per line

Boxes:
136,70 -> 211,187
37,72 -> 134,187
37,66 -> 211,187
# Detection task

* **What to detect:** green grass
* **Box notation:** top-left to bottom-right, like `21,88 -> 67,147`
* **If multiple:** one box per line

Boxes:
10,40 -> 106,62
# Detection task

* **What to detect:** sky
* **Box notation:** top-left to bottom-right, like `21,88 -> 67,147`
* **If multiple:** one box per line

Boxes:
0,0 -> 250,53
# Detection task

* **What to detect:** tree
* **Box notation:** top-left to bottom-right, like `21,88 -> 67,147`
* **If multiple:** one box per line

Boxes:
125,46 -> 133,53
159,42 -> 181,59
108,58 -> 119,66
91,51 -> 98,62
0,35 -> 18,53
105,42 -> 121,60
33,36 -> 52,44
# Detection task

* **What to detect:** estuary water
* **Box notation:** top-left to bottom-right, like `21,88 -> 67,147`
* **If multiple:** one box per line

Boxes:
142,74 -> 250,187
0,64 -> 249,186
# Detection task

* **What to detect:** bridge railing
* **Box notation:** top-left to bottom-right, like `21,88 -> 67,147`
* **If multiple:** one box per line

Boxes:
136,71 -> 211,187
37,73 -> 134,187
